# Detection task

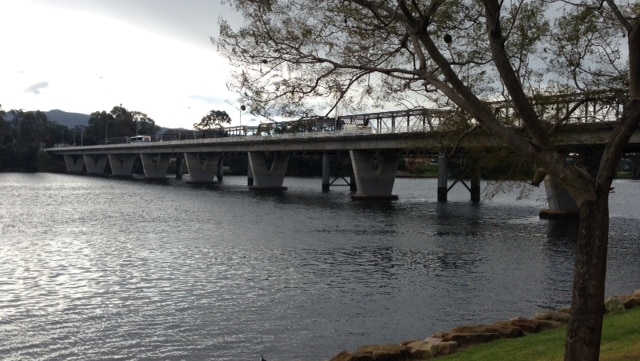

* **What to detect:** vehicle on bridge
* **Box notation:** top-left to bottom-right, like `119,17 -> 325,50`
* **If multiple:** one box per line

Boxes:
341,123 -> 373,134
130,135 -> 152,143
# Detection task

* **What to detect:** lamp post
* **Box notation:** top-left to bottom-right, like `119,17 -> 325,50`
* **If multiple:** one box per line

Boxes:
239,104 -> 246,127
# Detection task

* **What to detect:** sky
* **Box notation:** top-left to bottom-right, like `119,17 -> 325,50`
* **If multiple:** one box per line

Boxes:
0,0 -> 246,129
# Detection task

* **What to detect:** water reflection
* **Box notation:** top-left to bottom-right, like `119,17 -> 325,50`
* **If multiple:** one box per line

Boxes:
546,219 -> 580,241
0,174 -> 638,361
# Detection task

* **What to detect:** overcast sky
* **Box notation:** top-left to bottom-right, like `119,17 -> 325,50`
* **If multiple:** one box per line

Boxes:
0,0 -> 246,129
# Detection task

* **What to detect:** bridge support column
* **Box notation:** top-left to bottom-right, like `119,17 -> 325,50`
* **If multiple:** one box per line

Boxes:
83,154 -> 108,175
63,155 -> 84,173
216,157 -> 224,183
471,172 -> 481,203
175,153 -> 184,180
349,150 -> 400,200
322,152 -> 330,192
539,175 -> 579,219
247,164 -> 254,186
108,154 -> 136,177
437,154 -> 448,202
140,154 -> 171,179
184,152 -> 220,184
247,152 -> 289,190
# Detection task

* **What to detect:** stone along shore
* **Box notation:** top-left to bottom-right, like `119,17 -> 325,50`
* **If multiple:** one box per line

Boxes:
328,289 -> 640,361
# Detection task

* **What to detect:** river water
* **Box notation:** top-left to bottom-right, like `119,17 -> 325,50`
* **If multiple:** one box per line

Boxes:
0,173 -> 638,361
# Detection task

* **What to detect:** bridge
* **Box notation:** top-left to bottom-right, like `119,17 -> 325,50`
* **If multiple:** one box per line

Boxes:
46,94 -> 640,217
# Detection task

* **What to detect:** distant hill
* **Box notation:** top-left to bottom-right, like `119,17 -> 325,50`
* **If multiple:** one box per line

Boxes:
45,109 -> 90,128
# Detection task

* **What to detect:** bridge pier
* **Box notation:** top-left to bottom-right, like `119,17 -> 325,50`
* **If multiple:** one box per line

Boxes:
437,154 -> 448,202
108,154 -> 136,177
539,150 -> 602,219
63,155 -> 84,173
349,150 -> 400,200
247,151 -> 289,190
539,175 -> 579,219
83,154 -> 108,175
216,157 -> 224,183
140,154 -> 171,179
322,152 -> 330,192
247,164 -> 254,186
437,153 -> 482,203
175,153 -> 184,180
184,152 -> 220,184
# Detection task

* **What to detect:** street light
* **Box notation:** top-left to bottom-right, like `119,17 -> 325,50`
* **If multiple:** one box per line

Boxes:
240,104 -> 246,127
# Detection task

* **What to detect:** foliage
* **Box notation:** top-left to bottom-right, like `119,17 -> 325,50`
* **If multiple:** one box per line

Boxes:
0,104 -> 159,171
84,105 -> 159,145
0,107 -> 69,172
193,110 -> 232,130
217,1 -> 640,360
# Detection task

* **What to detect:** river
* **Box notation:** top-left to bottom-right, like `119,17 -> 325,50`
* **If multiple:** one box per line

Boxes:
0,173 -> 638,360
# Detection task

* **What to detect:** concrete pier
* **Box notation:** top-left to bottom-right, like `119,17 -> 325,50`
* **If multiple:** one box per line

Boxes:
437,154 -> 448,202
140,154 -> 171,179
322,152 -> 330,192
108,154 -> 136,177
83,154 -> 108,175
184,152 -> 220,184
539,175 -> 579,219
63,155 -> 84,173
349,150 -> 400,200
247,152 -> 289,190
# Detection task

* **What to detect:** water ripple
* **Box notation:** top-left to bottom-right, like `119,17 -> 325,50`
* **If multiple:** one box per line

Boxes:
0,174 -> 638,360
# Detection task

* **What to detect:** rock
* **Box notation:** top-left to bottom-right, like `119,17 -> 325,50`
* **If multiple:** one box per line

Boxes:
430,340 -> 458,356
623,293 -> 640,309
351,344 -> 409,361
405,340 -> 435,359
605,296 -> 626,314
504,318 -> 542,334
533,319 -> 565,331
503,317 -> 564,333
533,310 -> 571,323
442,332 -> 502,347
330,351 -> 353,361
451,323 -> 524,338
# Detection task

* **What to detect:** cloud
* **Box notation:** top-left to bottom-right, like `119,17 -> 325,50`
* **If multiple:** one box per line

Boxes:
189,94 -> 225,104
25,81 -> 49,95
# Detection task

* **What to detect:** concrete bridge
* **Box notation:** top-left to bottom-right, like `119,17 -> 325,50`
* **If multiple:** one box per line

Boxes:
46,102 -> 640,218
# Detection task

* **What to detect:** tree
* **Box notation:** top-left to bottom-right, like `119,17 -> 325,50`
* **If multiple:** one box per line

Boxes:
0,104 -> 9,144
216,1 -> 640,360
0,109 -> 67,171
85,110 -> 115,145
85,106 -> 159,144
193,110 -> 232,131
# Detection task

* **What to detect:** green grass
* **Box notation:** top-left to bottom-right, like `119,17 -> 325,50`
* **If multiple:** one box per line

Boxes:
437,307 -> 640,361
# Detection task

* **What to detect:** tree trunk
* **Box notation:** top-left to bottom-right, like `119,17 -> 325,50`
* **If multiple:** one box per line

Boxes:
564,194 -> 610,361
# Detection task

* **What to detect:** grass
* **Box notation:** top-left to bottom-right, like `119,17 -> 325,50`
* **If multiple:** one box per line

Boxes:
437,307 -> 640,361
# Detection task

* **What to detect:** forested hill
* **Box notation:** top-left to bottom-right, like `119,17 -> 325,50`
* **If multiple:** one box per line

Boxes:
45,110 -> 90,128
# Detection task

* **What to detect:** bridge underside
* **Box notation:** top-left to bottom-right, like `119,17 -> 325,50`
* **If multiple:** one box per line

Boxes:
56,148 -> 592,219
59,150 -> 487,202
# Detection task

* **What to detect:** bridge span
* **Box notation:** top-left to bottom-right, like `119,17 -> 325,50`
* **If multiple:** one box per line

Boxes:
46,105 -> 640,217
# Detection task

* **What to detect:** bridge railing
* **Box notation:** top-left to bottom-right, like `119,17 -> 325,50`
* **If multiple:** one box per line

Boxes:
147,91 -> 629,144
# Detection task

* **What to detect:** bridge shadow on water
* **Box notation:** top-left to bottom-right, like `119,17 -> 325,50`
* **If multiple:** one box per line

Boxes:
546,219 -> 580,243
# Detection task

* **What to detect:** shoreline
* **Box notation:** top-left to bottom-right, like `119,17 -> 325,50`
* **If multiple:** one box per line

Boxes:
328,289 -> 640,361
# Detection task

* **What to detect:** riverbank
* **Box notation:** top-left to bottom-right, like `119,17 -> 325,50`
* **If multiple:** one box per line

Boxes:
328,290 -> 640,361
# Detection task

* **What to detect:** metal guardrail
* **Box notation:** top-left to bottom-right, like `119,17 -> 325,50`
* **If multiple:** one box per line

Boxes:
58,91 -> 627,149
